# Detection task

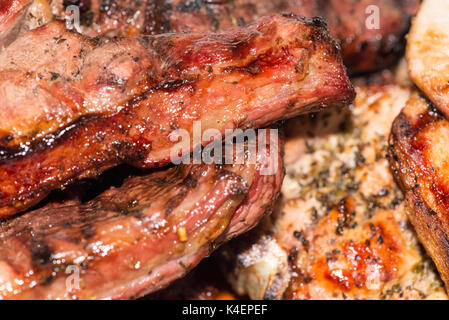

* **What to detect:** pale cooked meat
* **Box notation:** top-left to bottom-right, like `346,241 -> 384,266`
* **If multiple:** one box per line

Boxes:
0,0 -> 53,50
0,14 -> 354,218
0,133 -> 283,299
389,93 -> 449,291
223,85 -> 447,300
406,0 -> 449,118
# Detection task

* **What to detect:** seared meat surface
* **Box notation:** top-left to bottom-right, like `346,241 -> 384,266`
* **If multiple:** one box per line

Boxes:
222,85 -> 447,300
389,93 -> 449,291
391,0 -> 449,290
0,133 -> 283,299
0,14 -> 353,218
48,0 -> 420,75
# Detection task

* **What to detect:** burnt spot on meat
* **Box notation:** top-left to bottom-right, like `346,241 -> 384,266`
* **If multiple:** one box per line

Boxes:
29,239 -> 52,266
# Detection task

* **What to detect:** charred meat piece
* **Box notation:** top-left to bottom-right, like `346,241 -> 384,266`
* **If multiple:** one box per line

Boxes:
0,132 -> 284,299
389,93 -> 449,291
407,0 -> 449,118
0,14 -> 353,218
49,0 -> 420,74
222,85 -> 447,300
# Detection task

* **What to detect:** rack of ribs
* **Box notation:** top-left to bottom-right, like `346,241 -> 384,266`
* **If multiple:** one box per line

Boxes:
0,14 -> 354,217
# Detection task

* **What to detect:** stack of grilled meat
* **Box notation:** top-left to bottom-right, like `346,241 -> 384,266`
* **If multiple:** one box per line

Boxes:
3,0 -> 443,300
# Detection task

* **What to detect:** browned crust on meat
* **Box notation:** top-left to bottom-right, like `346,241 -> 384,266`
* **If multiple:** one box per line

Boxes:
389,92 -> 449,289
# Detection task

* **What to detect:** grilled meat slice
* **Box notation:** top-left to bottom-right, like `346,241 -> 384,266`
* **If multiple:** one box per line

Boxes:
393,1 -> 449,289
222,85 -> 447,300
0,14 -> 353,218
0,132 -> 283,299
49,0 -> 420,75
407,0 -> 449,118
389,93 -> 449,291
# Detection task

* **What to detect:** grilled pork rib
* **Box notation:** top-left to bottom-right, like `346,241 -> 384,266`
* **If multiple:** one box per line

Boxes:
0,14 -> 353,218
222,86 -> 447,300
0,132 -> 283,299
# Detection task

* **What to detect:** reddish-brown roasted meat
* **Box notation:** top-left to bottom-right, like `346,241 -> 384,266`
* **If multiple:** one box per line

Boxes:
0,0 -> 420,74
47,0 -> 420,74
0,132 -> 283,299
0,14 -> 353,217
